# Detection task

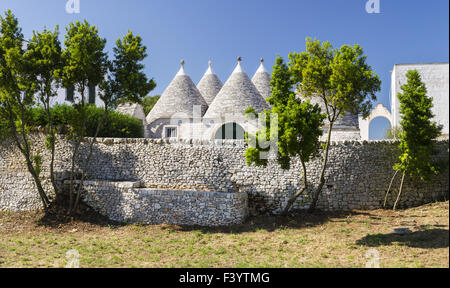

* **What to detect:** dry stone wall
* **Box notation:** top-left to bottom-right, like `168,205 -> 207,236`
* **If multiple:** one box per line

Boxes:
0,135 -> 448,223
76,180 -> 248,226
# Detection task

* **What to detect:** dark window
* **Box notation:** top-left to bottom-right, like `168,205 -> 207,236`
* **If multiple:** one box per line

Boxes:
165,127 -> 177,138
88,84 -> 96,104
215,123 -> 245,140
66,85 -> 74,102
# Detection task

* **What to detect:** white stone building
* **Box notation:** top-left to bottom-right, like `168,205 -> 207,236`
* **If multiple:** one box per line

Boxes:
51,84 -> 104,107
115,102 -> 148,137
143,58 -> 362,141
359,62 -> 449,140
391,63 -> 449,137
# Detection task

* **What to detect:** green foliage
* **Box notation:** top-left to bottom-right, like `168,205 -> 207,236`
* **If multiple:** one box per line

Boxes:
383,126 -> 403,140
60,20 -> 108,95
30,104 -> 143,138
394,70 -> 443,181
24,26 -> 62,100
0,117 -> 10,142
288,38 -> 381,121
32,152 -> 43,176
141,95 -> 160,115
0,10 -> 51,208
245,56 -> 325,170
278,38 -> 381,212
109,31 -> 156,106
0,9 -> 37,143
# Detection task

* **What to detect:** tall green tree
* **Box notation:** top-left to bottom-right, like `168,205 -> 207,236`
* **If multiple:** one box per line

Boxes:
384,70 -> 443,210
110,31 -> 156,105
246,56 -> 325,215
70,30 -> 156,213
288,38 -> 381,212
24,26 -> 63,197
60,20 -> 108,213
0,10 -> 50,209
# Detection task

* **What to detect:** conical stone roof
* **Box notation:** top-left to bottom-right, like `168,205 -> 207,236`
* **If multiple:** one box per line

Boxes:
146,61 -> 208,124
116,102 -> 145,120
251,58 -> 272,99
204,58 -> 270,119
197,61 -> 223,105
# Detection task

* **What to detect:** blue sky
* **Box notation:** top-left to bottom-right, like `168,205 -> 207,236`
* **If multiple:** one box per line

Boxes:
1,0 -> 448,139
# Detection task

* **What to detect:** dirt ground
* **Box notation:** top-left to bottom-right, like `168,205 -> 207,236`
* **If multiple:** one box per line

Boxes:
0,201 -> 448,268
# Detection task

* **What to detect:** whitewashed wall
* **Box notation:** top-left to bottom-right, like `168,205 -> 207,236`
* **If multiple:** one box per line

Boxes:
391,63 -> 449,136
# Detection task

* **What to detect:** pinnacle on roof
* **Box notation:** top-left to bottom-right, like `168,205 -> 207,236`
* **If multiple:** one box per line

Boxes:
146,60 -> 208,123
252,58 -> 272,99
204,57 -> 270,119
197,60 -> 223,105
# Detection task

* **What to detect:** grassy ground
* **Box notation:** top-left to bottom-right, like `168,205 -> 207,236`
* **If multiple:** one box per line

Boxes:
0,201 -> 448,268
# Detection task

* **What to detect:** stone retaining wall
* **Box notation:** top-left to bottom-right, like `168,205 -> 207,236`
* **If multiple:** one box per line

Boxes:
77,180 -> 248,226
0,135 -> 449,223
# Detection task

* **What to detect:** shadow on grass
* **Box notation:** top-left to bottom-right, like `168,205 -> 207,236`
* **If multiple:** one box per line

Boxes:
355,229 -> 449,249
36,195 -> 123,229
173,210 -> 373,234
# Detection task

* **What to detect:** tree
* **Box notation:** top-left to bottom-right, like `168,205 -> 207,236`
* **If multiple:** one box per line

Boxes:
383,126 -> 403,140
288,38 -> 381,212
141,95 -> 160,115
0,10 -> 50,209
65,29 -> 156,213
384,70 -> 443,210
110,31 -> 156,105
245,56 -> 325,215
24,26 -> 63,198
60,20 -> 108,213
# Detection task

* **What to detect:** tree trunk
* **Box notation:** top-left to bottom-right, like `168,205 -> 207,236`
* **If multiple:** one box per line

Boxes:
44,97 -> 59,199
383,170 -> 399,208
308,122 -> 333,213
68,141 -> 80,214
282,160 -> 308,216
25,158 -> 50,209
8,107 -> 50,210
68,84 -> 86,214
393,172 -> 406,211
73,108 -> 108,213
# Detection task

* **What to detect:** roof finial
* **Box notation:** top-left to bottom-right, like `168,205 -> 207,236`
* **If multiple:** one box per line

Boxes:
205,60 -> 214,75
255,58 -> 267,74
233,57 -> 244,74
176,59 -> 186,76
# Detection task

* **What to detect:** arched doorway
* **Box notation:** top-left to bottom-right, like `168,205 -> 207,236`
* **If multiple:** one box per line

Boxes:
369,117 -> 392,140
214,123 -> 245,140
359,104 -> 394,140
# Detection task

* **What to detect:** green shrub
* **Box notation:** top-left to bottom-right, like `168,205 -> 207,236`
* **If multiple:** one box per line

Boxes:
0,118 -> 10,141
30,104 -> 143,138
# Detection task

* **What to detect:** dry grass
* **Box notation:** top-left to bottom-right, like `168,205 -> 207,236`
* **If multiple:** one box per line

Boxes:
0,201 -> 448,268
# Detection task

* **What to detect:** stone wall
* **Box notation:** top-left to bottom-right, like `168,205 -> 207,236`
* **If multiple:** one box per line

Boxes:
0,135 -> 448,221
76,180 -> 248,226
